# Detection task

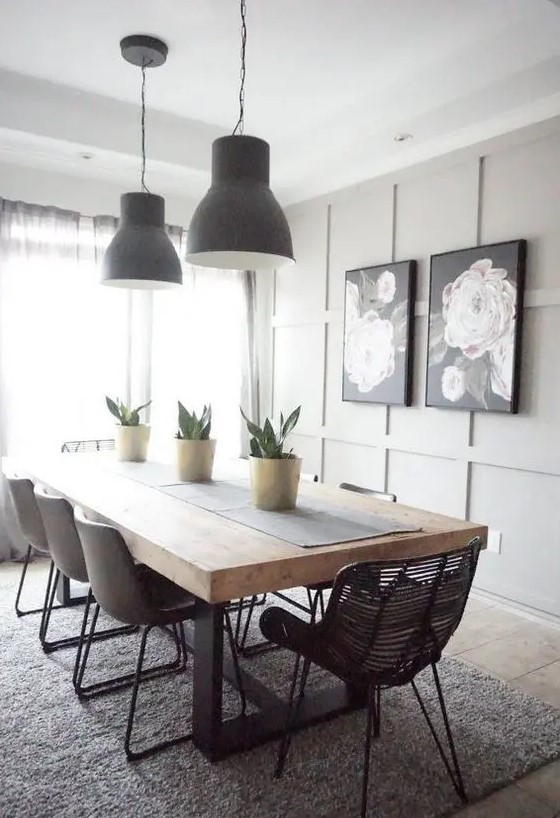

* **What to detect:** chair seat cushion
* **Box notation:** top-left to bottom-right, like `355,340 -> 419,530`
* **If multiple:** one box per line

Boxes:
136,565 -> 196,623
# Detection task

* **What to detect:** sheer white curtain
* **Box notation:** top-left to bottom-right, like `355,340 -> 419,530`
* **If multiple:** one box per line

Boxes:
150,259 -> 248,462
0,200 -> 255,560
0,201 -> 127,558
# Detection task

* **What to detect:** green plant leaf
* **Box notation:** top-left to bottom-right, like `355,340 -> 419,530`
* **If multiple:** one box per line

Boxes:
132,400 -> 152,416
282,406 -> 301,437
262,418 -> 277,456
178,401 -> 212,439
249,437 -> 262,458
106,396 -> 122,423
240,407 -> 264,442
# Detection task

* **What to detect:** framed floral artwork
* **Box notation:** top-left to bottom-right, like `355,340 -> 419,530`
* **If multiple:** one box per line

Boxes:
343,260 -> 416,405
426,239 -> 526,413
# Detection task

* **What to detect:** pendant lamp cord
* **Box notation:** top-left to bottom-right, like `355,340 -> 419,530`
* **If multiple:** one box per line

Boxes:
232,0 -> 247,135
140,60 -> 152,192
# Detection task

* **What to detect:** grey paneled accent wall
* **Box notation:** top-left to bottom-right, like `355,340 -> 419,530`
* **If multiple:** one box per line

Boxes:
269,125 -> 560,620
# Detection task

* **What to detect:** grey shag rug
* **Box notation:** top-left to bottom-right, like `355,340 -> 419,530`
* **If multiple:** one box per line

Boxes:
2,563 -> 560,818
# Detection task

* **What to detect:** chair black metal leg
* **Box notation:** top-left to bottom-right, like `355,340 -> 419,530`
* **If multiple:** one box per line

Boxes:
234,597 -> 245,645
411,664 -> 467,803
14,545 -> 34,616
40,566 -> 64,652
318,589 -> 326,618
306,587 -> 314,612
374,686 -> 381,738
239,595 -> 257,652
223,609 -> 247,716
15,545 -> 62,617
309,589 -> 321,625
72,588 -> 94,688
125,624 -> 192,761
74,606 -> 181,699
361,686 -> 376,818
38,560 -> 56,641
176,622 -> 190,670
274,654 -> 311,778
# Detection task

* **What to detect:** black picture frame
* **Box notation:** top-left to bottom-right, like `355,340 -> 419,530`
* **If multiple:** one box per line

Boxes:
342,260 -> 416,406
425,239 -> 526,414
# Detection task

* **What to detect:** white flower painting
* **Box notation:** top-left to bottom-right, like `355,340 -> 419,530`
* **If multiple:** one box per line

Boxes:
343,262 -> 415,406
426,241 -> 526,413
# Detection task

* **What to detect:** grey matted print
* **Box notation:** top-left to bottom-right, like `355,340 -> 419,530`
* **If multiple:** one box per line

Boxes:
426,240 -> 527,413
343,260 -> 416,406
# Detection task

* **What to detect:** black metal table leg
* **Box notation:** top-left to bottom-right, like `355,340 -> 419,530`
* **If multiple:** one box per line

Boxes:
192,600 -> 225,760
190,598 -> 367,762
55,573 -> 88,607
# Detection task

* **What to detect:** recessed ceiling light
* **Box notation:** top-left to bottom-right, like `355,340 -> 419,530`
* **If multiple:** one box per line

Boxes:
80,152 -> 94,160
394,133 -> 413,143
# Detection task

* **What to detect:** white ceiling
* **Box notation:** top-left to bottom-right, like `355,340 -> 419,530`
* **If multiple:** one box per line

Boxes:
0,0 -> 559,206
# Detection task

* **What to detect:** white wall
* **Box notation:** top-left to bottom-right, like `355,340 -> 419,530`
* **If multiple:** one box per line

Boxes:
0,161 -> 196,224
271,122 -> 560,621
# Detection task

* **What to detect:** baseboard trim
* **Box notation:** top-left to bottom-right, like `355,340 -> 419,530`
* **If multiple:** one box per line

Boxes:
472,587 -> 560,629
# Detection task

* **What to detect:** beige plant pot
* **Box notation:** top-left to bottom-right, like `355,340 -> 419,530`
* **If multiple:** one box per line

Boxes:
115,425 -> 150,462
249,455 -> 302,511
176,438 -> 216,482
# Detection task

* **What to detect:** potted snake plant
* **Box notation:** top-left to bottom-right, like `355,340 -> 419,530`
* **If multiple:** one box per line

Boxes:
241,406 -> 301,511
175,402 -> 215,482
105,397 -> 151,462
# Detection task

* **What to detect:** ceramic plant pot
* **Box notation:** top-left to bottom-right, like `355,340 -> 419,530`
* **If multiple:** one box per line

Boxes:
248,455 -> 301,511
176,438 -> 216,482
115,424 -> 150,462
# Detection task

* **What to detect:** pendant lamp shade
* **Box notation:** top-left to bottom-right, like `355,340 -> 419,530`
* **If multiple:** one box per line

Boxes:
102,193 -> 182,289
185,135 -> 294,271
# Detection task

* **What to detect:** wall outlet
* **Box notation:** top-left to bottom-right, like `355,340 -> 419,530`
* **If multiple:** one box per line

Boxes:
487,529 -> 502,554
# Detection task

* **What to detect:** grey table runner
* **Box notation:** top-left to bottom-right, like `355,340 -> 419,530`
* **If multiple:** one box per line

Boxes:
98,459 -> 183,487
94,460 -> 420,547
159,479 -> 420,548
97,458 -> 249,488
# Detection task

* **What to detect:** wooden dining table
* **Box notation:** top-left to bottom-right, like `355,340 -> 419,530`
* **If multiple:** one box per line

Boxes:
4,453 -> 487,761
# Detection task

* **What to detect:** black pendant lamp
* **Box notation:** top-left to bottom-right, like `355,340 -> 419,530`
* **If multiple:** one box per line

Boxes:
186,0 -> 294,272
102,35 -> 182,289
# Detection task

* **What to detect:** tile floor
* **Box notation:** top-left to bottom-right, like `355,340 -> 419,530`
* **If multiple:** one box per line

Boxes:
444,594 -> 560,817
2,560 -> 559,817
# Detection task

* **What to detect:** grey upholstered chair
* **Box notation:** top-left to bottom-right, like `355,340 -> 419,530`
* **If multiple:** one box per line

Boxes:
73,506 -> 246,761
260,539 -> 483,818
58,439 -> 116,606
34,484 -> 136,688
6,473 -> 63,629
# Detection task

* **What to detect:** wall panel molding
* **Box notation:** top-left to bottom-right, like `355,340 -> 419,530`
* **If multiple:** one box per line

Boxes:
272,127 -> 560,619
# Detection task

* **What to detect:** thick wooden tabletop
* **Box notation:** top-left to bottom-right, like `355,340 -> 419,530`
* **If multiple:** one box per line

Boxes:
4,454 -> 487,603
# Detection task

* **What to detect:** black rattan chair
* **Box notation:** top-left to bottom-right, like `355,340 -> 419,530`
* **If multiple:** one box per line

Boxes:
61,439 -> 116,453
260,539 -> 483,818
74,506 -> 246,760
